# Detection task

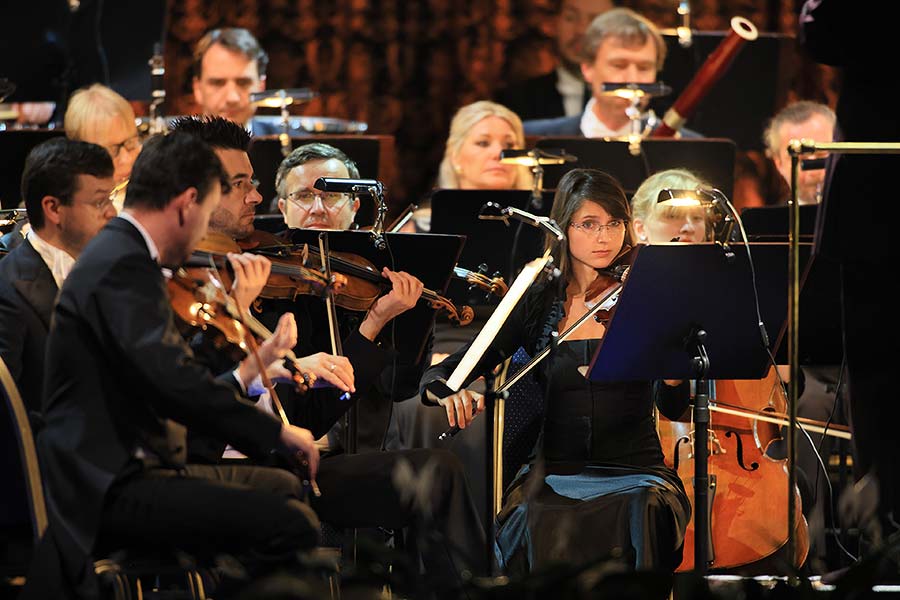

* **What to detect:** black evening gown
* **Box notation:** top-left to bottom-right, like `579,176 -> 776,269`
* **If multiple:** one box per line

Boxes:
420,282 -> 691,577
494,339 -> 690,575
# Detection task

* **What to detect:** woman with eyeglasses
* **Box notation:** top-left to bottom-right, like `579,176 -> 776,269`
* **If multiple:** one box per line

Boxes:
64,84 -> 143,210
419,168 -> 691,585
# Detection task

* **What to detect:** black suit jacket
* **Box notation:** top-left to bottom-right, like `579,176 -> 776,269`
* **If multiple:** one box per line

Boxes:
33,217 -> 284,597
495,71 -> 590,122
0,238 -> 58,414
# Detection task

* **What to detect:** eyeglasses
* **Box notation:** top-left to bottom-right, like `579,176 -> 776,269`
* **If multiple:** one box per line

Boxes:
231,178 -> 261,196
569,219 -> 627,236
286,190 -> 352,210
86,197 -> 115,212
106,135 -> 142,160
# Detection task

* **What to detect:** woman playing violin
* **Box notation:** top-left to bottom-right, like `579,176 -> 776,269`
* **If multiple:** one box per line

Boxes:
421,168 -> 691,583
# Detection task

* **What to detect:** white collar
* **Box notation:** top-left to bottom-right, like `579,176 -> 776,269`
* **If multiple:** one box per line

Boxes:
26,229 -> 75,289
579,98 -> 633,138
117,212 -> 160,264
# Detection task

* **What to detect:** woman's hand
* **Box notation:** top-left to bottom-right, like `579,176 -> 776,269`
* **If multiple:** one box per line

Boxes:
427,388 -> 485,429
291,353 -> 355,394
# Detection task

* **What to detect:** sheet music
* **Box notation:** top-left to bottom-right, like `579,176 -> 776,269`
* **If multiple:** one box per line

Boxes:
445,251 -> 551,392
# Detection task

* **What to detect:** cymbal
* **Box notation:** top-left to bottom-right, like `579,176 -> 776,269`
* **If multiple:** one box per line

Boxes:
600,82 -> 672,100
250,88 -> 318,108
499,148 -> 577,167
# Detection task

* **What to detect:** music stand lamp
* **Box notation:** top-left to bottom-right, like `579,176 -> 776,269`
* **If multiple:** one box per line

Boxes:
786,138 -> 900,574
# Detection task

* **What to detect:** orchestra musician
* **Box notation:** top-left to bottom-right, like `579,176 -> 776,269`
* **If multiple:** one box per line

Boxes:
171,117 -> 487,590
763,101 -> 837,206
420,168 -> 691,587
523,8 -> 700,139
192,27 -> 286,136
64,84 -> 143,196
0,138 -> 116,415
21,131 -> 323,600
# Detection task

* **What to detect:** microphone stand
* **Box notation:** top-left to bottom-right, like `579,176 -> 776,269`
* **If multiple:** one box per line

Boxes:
786,138 -> 900,578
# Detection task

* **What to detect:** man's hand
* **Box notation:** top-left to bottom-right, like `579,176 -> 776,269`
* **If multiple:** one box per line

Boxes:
359,268 -> 424,340
228,252 -> 271,312
278,424 -> 320,479
426,388 -> 485,430
236,313 -> 298,389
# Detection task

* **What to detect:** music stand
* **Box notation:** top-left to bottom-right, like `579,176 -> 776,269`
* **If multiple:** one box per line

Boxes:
284,229 -> 465,362
533,137 -> 736,199
0,129 -> 66,209
741,205 -> 842,366
586,243 -> 792,574
248,134 -> 392,220
429,189 -> 556,298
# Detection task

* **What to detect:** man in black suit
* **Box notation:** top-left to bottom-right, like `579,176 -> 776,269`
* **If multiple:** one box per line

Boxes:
24,132 -> 324,599
0,138 -> 116,414
523,8 -> 699,139
495,0 -> 613,121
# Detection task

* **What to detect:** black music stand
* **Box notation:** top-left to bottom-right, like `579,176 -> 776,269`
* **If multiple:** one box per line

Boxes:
429,189 -> 556,296
586,243 -> 791,574
741,205 -> 842,366
284,229 -> 465,362
248,135 -> 384,219
533,137 -> 736,199
0,129 -> 66,209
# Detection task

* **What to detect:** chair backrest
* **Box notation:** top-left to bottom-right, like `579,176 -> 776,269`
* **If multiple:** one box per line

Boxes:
0,355 -> 47,541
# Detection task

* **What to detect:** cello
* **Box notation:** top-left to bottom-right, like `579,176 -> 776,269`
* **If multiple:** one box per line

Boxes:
658,368 -> 811,573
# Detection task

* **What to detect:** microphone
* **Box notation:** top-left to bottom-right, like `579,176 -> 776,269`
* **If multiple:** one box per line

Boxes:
314,177 -> 383,195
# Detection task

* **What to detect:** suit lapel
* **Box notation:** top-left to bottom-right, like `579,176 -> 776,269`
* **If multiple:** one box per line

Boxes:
11,240 -> 59,331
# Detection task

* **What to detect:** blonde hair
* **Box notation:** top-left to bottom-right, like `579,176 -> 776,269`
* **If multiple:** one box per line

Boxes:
64,84 -> 136,143
631,169 -> 710,223
437,100 -> 533,190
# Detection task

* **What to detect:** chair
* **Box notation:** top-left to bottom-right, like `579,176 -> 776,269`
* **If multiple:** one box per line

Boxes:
0,356 -> 208,599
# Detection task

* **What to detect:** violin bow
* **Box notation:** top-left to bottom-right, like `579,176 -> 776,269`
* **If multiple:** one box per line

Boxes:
206,266 -> 322,497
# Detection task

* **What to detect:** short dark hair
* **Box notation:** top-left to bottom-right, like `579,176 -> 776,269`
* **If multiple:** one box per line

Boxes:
21,137 -> 114,230
124,132 -> 229,211
170,115 -> 252,152
193,28 -> 269,79
274,143 -> 360,198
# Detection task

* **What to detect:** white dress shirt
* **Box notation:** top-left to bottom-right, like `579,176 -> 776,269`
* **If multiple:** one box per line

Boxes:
27,230 -> 75,289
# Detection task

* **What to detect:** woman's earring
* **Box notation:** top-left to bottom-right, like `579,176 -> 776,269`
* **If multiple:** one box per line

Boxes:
453,164 -> 462,173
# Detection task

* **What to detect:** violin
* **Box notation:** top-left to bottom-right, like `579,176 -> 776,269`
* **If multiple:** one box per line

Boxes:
453,264 -> 508,299
242,229 -> 475,327
658,367 -> 811,573
167,266 -> 320,495
196,230 -> 346,301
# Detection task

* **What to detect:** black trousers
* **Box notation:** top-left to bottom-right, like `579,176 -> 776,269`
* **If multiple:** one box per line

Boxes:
97,463 -> 320,559
311,448 -> 487,585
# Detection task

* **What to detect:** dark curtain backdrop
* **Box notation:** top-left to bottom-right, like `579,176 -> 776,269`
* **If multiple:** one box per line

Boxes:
163,0 -> 837,215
